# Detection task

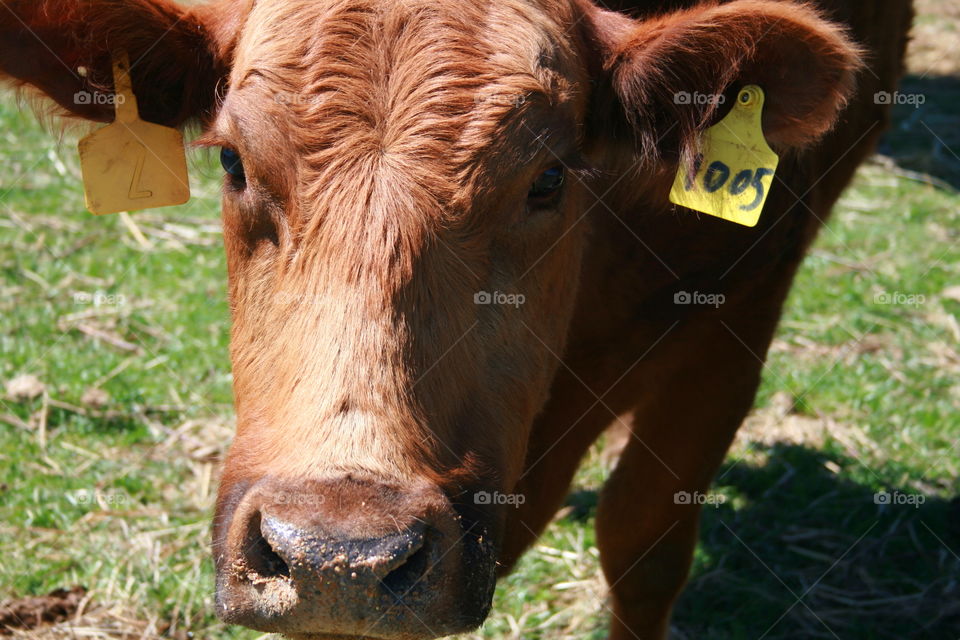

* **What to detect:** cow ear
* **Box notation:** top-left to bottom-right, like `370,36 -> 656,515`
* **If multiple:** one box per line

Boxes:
0,0 -> 246,127
582,0 -> 863,166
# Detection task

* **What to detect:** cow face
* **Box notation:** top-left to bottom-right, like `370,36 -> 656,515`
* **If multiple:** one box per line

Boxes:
210,3 -> 596,634
0,0 -> 858,637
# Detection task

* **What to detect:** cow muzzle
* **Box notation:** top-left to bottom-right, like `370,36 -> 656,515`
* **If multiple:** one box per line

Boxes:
213,476 -> 496,639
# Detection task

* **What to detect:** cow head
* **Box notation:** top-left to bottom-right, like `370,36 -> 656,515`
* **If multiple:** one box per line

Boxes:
0,0 -> 859,637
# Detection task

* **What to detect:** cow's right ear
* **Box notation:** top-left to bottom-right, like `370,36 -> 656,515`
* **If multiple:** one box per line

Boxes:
0,0 -> 246,127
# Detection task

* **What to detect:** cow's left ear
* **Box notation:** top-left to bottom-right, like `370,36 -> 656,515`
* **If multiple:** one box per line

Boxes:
580,0 -> 863,165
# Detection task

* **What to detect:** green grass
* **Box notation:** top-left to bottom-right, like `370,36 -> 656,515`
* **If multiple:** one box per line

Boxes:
0,102 -> 242,639
2,39 -> 960,640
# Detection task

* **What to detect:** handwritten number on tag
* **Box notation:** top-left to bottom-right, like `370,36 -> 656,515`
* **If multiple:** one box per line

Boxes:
128,144 -> 154,200
683,160 -> 773,212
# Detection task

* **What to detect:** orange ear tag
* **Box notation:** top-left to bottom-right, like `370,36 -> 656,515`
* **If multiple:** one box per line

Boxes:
78,52 -> 190,215
669,85 -> 779,227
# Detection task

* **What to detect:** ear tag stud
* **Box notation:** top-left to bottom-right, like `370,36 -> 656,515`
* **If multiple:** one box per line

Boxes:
669,85 -> 779,227
78,52 -> 190,215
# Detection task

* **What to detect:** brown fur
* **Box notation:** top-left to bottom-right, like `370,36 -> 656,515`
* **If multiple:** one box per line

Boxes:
0,0 -> 912,637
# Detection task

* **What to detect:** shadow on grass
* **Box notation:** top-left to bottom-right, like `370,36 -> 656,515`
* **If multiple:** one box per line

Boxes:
880,73 -> 960,190
673,444 -> 960,640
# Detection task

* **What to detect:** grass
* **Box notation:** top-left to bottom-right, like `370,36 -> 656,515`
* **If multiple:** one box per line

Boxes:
1,3 -> 959,638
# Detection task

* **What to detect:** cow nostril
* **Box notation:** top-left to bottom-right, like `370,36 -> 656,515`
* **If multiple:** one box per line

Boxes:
380,538 -> 431,595
242,512 -> 290,581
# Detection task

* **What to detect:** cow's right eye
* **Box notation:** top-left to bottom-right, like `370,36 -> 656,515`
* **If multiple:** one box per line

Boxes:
220,147 -> 245,183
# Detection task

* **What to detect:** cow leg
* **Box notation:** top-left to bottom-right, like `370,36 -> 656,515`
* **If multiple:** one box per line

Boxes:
596,298 -> 788,640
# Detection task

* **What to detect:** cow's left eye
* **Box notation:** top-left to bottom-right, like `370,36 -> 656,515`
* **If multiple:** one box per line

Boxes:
528,166 -> 564,202
220,147 -> 245,181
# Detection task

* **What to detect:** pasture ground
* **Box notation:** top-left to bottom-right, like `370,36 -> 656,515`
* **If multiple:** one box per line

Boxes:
1,1 -> 958,638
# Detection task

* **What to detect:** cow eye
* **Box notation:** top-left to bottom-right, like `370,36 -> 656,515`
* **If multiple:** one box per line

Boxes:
220,147 -> 245,182
528,166 -> 564,202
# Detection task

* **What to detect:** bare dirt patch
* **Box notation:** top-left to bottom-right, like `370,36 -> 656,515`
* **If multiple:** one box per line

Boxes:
735,392 -> 879,462
0,587 -> 86,635
907,0 -> 960,76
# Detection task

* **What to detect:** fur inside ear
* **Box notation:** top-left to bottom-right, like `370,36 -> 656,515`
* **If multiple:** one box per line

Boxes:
0,0 -> 242,127
582,0 -> 863,166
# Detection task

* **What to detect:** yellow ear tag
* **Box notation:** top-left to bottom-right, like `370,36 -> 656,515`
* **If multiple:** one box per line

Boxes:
78,52 -> 190,215
668,85 -> 779,227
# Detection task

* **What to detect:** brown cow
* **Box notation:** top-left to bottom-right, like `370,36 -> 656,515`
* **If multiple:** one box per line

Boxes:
0,0 -> 912,638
